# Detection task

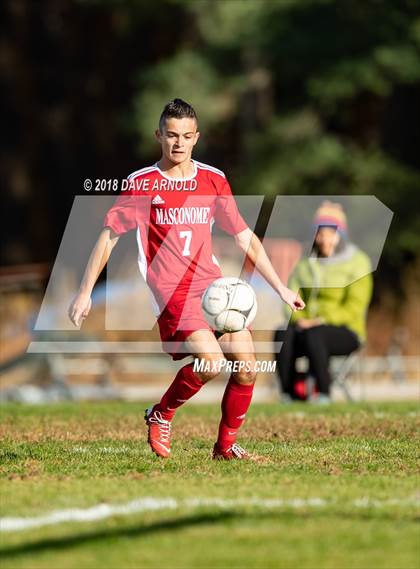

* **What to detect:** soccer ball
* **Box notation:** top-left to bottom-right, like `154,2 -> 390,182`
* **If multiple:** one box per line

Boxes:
201,277 -> 257,333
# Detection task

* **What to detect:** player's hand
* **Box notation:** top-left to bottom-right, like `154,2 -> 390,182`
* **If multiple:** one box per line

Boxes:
279,287 -> 305,312
68,293 -> 92,327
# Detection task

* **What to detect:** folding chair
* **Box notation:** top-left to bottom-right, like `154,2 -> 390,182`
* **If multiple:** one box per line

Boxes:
329,346 -> 364,401
295,346 -> 364,402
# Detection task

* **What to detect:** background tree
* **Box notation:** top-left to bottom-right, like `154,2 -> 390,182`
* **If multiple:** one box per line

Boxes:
2,0 -> 419,283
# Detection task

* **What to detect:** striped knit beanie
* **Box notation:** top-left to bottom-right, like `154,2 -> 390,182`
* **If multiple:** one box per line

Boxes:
313,201 -> 348,236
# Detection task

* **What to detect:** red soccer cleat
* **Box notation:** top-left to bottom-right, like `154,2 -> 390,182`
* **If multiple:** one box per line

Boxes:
212,442 -> 264,462
144,407 -> 172,458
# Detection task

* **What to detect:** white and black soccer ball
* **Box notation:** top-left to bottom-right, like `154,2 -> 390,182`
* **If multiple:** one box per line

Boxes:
201,277 -> 257,333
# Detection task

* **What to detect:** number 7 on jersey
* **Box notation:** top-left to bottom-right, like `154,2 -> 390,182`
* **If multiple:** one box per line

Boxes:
180,230 -> 192,256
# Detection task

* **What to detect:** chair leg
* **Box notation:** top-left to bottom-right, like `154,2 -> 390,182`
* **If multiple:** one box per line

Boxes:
336,375 -> 354,401
333,353 -> 359,402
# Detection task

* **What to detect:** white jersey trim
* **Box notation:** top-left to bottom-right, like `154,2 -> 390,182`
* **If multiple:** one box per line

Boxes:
135,228 -> 161,317
127,166 -> 157,180
135,227 -> 148,281
194,160 -> 226,179
155,160 -> 198,181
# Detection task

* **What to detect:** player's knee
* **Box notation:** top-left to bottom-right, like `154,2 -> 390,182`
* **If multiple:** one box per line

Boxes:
232,364 -> 257,385
194,356 -> 227,383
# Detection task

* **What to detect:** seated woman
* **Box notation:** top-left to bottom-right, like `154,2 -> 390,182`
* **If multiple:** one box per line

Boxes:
274,201 -> 373,403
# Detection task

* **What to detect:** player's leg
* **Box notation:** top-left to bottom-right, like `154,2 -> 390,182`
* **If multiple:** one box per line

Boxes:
213,329 -> 260,460
145,330 -> 225,458
155,329 -> 226,420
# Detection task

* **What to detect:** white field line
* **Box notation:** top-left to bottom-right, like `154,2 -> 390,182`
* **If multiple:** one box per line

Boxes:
1,496 -> 418,533
0,498 -> 178,532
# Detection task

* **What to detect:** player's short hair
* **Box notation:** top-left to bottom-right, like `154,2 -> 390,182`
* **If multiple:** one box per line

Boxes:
159,99 -> 198,131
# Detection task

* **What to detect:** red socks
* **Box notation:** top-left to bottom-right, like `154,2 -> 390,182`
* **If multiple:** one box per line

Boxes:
155,362 -> 204,421
217,378 -> 254,450
154,365 -> 255,451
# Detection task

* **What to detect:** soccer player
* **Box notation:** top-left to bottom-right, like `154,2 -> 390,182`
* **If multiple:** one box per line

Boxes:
69,99 -> 305,460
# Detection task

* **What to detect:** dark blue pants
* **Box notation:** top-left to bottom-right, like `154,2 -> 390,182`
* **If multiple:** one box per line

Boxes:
273,324 -> 359,396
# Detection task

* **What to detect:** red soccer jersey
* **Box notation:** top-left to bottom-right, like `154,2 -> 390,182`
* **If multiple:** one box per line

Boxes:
104,160 -> 248,312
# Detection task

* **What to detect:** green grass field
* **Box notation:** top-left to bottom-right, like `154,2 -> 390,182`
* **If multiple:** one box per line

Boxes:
0,401 -> 418,569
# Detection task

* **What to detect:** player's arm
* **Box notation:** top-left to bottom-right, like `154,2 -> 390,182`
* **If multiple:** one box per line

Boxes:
234,227 -> 305,311
68,227 -> 120,327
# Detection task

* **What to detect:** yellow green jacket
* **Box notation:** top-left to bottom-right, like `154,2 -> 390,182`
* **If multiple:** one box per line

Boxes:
288,244 -> 373,341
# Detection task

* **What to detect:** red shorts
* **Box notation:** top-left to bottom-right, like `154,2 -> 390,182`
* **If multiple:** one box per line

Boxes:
157,292 -> 214,360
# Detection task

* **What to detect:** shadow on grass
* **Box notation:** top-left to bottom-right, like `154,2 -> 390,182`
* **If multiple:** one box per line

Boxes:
1,508 -> 418,561
0,510 -> 238,559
